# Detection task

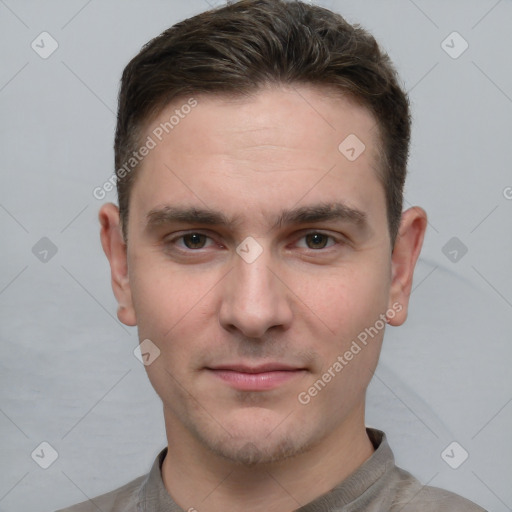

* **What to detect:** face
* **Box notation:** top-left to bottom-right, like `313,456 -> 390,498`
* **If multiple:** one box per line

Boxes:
101,85 -> 425,465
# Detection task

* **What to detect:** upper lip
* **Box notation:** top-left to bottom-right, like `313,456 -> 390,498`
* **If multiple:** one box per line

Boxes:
207,364 -> 305,374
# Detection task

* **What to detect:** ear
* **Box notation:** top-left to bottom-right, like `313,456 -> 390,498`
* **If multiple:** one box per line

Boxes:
387,206 -> 427,326
99,203 -> 137,326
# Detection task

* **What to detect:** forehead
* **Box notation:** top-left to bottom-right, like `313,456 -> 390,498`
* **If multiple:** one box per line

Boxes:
157,85 -> 378,158
128,84 -> 385,234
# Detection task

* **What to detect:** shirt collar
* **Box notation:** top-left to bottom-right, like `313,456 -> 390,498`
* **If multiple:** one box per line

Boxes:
297,429 -> 394,511
137,428 -> 393,512
136,448 -> 181,512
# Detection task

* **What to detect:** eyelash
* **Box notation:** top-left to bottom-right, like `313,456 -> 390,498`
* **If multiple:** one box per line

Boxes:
164,231 -> 343,253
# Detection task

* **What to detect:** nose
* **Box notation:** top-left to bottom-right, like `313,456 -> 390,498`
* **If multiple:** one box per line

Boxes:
218,245 -> 293,339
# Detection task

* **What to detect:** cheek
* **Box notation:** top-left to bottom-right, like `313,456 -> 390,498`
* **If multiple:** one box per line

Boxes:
129,252 -> 210,329
296,265 -> 390,411
298,262 -> 391,343
128,261 -> 206,398
128,260 -> 206,370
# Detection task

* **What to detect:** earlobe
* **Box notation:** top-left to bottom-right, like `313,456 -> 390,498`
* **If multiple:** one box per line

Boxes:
99,203 -> 137,326
388,207 -> 427,326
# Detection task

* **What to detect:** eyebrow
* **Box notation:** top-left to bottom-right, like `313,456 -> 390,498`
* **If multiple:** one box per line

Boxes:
145,202 -> 367,233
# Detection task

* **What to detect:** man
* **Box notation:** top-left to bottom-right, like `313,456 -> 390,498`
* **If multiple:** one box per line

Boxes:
59,0 -> 486,510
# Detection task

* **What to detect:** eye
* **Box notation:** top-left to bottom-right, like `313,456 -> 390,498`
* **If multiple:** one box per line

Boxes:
297,232 -> 337,250
171,232 -> 213,250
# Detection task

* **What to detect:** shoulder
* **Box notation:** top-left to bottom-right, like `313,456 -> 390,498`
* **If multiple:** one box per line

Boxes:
54,474 -> 146,512
389,466 -> 487,512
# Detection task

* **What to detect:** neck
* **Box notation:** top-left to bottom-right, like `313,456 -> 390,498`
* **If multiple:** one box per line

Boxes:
161,405 -> 375,512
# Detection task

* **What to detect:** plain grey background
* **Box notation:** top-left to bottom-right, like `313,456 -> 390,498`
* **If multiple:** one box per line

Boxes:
1,0 -> 511,511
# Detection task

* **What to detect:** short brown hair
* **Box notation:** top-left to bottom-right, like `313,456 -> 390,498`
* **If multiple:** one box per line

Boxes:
114,0 -> 410,244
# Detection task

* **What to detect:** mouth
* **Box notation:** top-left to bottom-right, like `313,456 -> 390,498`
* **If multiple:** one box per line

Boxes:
205,364 -> 308,391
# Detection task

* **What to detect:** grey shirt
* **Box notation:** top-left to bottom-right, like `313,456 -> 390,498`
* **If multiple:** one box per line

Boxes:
56,429 -> 486,512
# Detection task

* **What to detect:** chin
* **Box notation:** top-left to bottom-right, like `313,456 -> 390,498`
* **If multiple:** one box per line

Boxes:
188,409 -> 322,466
207,433 -> 308,466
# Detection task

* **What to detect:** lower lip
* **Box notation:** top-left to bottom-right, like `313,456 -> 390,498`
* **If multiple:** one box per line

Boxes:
208,369 -> 305,391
